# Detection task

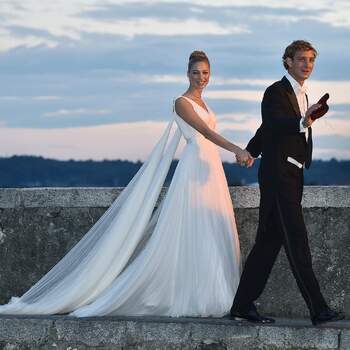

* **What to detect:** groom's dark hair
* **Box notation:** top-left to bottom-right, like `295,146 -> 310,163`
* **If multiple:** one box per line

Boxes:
282,40 -> 317,70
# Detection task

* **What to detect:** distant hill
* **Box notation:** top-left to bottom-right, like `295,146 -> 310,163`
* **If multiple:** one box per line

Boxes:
0,156 -> 349,187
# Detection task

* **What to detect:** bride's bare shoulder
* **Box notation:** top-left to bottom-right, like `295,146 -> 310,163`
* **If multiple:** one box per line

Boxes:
174,96 -> 192,112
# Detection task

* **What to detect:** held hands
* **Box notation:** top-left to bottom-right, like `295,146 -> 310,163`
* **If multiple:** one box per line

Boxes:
235,148 -> 254,168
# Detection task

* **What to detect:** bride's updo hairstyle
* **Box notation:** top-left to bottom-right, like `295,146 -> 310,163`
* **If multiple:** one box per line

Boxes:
188,50 -> 210,72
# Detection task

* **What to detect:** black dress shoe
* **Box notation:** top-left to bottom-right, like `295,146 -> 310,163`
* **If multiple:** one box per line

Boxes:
230,306 -> 275,324
311,308 -> 345,326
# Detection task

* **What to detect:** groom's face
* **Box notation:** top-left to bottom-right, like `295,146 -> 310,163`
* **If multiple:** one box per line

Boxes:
286,49 -> 316,83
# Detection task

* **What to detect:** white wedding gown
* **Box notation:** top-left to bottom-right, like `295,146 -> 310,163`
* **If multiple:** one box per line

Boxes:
0,96 -> 241,317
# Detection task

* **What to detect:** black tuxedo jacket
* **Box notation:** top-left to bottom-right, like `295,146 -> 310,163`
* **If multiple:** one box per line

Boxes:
246,76 -> 313,224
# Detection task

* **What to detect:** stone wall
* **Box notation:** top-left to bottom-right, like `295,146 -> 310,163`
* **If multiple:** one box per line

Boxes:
0,315 -> 349,350
0,186 -> 349,319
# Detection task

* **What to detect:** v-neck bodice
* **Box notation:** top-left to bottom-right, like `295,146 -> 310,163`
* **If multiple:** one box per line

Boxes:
182,96 -> 209,113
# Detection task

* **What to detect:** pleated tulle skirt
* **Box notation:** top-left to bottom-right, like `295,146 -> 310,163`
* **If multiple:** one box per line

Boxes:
70,136 -> 241,317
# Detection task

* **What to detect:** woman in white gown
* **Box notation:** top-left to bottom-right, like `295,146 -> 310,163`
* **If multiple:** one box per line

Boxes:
0,51 -> 251,317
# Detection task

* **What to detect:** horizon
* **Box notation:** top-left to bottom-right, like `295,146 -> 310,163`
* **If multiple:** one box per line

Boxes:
2,154 -> 349,164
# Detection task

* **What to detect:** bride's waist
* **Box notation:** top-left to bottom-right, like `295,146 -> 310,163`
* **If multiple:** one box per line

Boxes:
184,136 -> 219,156
185,135 -> 206,144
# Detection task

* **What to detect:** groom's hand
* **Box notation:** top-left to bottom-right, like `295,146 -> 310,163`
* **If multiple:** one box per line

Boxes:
246,152 -> 254,168
303,103 -> 321,128
236,150 -> 254,168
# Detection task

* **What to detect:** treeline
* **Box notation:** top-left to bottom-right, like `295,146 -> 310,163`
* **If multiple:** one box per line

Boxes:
0,156 -> 349,187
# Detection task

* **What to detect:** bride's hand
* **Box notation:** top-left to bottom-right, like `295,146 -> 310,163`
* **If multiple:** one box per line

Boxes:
235,148 -> 250,166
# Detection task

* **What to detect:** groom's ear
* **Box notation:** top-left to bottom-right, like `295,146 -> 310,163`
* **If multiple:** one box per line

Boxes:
285,57 -> 293,69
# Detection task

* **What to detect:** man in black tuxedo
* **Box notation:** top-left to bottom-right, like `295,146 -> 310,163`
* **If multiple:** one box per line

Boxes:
231,40 -> 344,326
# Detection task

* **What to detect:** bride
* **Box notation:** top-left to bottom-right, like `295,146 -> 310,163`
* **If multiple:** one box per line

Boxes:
0,51 -> 251,317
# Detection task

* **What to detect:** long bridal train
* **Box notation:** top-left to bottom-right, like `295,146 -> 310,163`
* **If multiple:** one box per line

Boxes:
0,97 -> 241,317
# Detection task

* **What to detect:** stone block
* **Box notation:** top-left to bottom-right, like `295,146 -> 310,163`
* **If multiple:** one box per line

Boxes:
340,330 -> 350,350
189,322 -> 258,350
0,316 -> 52,347
55,317 -> 127,347
125,319 -> 191,349
258,326 -> 340,349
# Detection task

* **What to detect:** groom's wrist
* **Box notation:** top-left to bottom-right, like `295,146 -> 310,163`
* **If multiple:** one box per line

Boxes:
301,116 -> 310,129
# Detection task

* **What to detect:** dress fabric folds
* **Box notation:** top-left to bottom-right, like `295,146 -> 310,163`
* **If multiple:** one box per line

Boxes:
0,96 -> 241,317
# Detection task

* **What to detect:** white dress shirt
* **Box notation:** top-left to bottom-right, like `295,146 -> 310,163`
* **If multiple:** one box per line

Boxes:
285,73 -> 309,141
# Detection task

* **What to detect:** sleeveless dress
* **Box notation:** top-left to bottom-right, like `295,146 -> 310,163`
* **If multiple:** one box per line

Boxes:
0,96 -> 241,317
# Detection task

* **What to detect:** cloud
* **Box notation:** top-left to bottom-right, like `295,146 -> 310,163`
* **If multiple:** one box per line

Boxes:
217,116 -> 261,134
0,27 -> 57,52
0,121 -> 178,161
326,109 -> 350,120
88,0 -> 350,29
307,80 -> 350,105
312,147 -> 350,160
0,0 -> 349,161
205,90 -> 264,102
42,108 -> 112,118
313,118 -> 350,137
142,0 -> 350,28
0,95 -> 62,101
315,134 -> 350,150
0,1 -> 250,52
77,18 -> 249,38
1,1 -> 349,54
32,96 -> 62,101
144,74 -> 273,87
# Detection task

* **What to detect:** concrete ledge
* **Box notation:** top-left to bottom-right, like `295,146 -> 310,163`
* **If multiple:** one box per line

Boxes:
0,186 -> 349,209
0,187 -> 349,320
0,315 -> 349,349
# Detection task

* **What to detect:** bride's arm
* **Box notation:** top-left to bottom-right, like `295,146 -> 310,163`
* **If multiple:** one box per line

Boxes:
175,98 -> 248,159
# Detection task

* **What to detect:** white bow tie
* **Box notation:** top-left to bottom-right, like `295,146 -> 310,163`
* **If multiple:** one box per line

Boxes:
295,84 -> 307,95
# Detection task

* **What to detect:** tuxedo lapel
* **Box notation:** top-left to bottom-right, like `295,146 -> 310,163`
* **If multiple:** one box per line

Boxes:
281,76 -> 301,116
280,77 -> 313,167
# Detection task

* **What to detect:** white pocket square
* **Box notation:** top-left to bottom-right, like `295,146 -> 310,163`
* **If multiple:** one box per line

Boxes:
287,157 -> 303,169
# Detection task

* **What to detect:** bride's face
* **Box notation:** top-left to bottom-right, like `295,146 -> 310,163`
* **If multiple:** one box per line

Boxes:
188,61 -> 210,90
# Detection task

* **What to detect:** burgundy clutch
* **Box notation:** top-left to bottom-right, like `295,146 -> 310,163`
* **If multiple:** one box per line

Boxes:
310,93 -> 329,120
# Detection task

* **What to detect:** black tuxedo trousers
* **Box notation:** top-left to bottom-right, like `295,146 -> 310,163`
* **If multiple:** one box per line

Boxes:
231,171 -> 327,317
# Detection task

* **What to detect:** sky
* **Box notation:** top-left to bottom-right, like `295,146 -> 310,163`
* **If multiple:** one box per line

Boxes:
0,0 -> 349,162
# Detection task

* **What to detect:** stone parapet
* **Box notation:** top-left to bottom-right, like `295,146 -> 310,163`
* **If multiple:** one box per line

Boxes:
0,315 -> 349,349
0,186 -> 349,208
0,187 -> 349,320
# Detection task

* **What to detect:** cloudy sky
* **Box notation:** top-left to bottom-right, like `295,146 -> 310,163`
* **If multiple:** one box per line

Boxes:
0,0 -> 349,162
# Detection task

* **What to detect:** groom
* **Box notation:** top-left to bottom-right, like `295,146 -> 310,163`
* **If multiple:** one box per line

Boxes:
231,40 -> 344,325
